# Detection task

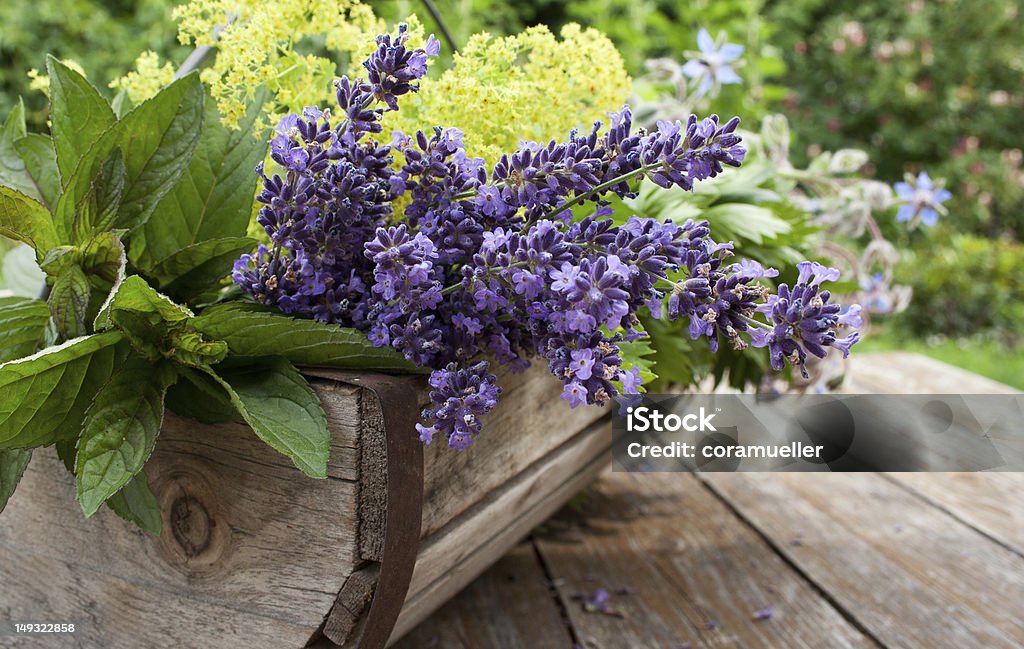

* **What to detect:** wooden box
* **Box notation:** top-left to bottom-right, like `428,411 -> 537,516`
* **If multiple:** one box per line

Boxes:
0,365 -> 610,648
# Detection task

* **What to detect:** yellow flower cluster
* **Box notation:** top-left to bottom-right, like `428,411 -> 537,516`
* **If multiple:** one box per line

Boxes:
109,1 -> 631,162
27,59 -> 87,96
111,0 -> 387,129
108,52 -> 176,104
382,24 -> 632,163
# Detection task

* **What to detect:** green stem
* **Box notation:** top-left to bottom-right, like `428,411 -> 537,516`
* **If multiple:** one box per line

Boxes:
420,0 -> 459,54
544,164 -> 657,222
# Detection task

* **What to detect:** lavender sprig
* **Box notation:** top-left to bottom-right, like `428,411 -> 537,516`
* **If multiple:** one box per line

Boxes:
234,26 -> 861,449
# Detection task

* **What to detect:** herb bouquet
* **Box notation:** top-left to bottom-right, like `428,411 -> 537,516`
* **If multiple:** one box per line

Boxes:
0,26 -> 861,533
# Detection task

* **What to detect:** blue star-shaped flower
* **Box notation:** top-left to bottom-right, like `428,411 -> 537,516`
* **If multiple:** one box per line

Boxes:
682,29 -> 744,96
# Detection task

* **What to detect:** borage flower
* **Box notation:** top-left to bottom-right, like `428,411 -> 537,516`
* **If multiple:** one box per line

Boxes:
682,29 -> 744,96
894,171 -> 952,227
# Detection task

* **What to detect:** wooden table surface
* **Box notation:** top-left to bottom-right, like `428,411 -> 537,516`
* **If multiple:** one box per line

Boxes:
393,354 -> 1024,649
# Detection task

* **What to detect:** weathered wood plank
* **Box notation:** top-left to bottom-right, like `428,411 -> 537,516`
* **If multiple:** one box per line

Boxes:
389,416 -> 611,644
845,352 -> 1019,395
884,472 -> 1024,557
419,364 -> 609,538
391,543 -> 573,649
0,545 -> 315,649
703,473 -> 1024,648
0,384 -> 364,649
535,472 -> 881,649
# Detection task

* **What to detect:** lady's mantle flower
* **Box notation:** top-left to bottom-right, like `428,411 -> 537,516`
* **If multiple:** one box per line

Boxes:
682,29 -> 744,96
894,171 -> 952,227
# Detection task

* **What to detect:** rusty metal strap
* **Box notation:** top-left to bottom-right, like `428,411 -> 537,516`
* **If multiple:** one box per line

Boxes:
305,370 -> 424,649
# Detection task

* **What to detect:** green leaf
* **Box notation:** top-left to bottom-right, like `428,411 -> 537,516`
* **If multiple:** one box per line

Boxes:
71,149 -> 126,241
80,231 -> 127,284
55,439 -> 76,472
0,186 -> 59,258
146,237 -> 256,299
48,263 -> 92,340
0,331 -> 124,448
0,100 -> 40,201
54,74 -> 205,240
166,367 -> 240,424
193,303 -> 421,373
617,335 -> 658,390
167,330 -> 228,368
46,56 -> 117,182
132,91 -> 269,268
0,297 -> 49,362
95,275 -> 192,357
76,356 -> 176,517
208,358 -> 329,478
14,134 -> 61,210
700,203 -> 792,246
0,448 -> 32,513
1,244 -> 45,297
106,473 -> 163,535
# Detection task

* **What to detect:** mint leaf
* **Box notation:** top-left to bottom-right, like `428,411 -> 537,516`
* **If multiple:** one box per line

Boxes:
208,359 -> 330,478
80,232 -> 127,284
0,297 -> 50,362
1,244 -> 45,297
95,275 -> 192,357
0,186 -> 60,259
55,439 -> 76,472
106,473 -> 163,535
193,303 -> 421,372
0,331 -> 124,448
132,92 -> 269,267
76,357 -> 176,517
167,331 -> 228,368
13,134 -> 60,211
72,149 -> 126,241
54,74 -> 205,240
46,56 -> 116,182
0,448 -> 32,513
0,100 -> 39,201
147,237 -> 256,299
166,367 -> 239,424
48,263 -> 92,340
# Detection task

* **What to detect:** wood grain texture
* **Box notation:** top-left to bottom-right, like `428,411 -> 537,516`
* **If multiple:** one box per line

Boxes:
884,472 -> 1024,557
534,471 -> 880,649
0,384 -> 364,649
702,472 -> 1024,649
419,364 -> 609,538
391,543 -> 573,649
389,416 -> 611,644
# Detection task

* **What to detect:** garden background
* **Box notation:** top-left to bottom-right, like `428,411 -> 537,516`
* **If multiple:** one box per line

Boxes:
1,0 -> 1022,388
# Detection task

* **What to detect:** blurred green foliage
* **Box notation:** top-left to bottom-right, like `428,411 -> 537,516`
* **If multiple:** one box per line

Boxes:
891,231 -> 1024,341
766,0 -> 1024,236
0,0 -> 187,129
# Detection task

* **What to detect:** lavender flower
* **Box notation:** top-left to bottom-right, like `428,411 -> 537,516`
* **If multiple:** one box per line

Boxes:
894,171 -> 951,227
234,27 -> 860,450
750,262 -> 861,377
682,29 -> 744,96
417,362 -> 501,449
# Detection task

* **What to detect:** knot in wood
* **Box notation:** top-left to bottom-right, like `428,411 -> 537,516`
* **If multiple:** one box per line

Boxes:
170,495 -> 212,558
